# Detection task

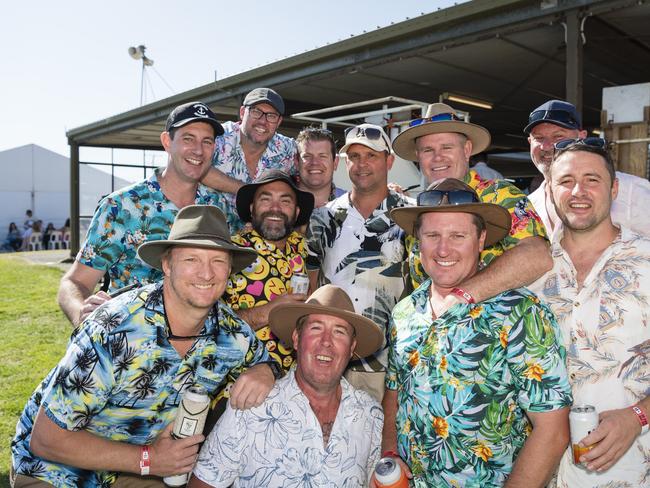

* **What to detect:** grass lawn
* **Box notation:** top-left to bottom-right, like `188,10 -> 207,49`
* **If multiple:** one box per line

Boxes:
0,256 -> 69,488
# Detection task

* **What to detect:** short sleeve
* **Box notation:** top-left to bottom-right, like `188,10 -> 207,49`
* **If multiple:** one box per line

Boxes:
305,209 -> 326,271
76,196 -> 125,272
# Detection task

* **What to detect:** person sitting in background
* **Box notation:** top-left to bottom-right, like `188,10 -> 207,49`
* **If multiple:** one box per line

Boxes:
42,222 -> 55,248
2,222 -> 22,252
19,210 -> 34,251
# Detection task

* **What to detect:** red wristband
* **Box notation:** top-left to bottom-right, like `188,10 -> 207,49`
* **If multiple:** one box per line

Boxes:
382,450 -> 399,458
140,445 -> 150,476
451,287 -> 475,304
632,405 -> 649,434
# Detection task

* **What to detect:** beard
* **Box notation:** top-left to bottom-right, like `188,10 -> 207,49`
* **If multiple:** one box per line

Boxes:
252,211 -> 296,241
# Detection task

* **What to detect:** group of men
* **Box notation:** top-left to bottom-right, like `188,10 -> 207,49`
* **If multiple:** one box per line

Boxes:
10,86 -> 650,488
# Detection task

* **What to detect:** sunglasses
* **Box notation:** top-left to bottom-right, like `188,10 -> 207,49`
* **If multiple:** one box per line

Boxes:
408,112 -> 462,128
528,109 -> 579,128
344,126 -> 390,148
553,137 -> 608,152
417,189 -> 479,206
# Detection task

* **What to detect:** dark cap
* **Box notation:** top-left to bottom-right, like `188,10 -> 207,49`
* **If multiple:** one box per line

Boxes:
165,101 -> 224,136
243,88 -> 285,115
524,100 -> 581,134
236,169 -> 314,226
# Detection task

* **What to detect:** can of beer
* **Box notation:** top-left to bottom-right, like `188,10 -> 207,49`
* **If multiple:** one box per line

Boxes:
570,404 -> 599,465
288,272 -> 309,295
374,456 -> 409,488
163,385 -> 210,487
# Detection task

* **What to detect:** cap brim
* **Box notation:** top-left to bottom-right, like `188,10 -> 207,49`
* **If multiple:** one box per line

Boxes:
389,203 -> 511,247
523,119 -> 579,134
392,121 -> 491,161
170,117 -> 225,136
236,180 -> 315,226
137,239 -> 257,273
269,303 -> 384,359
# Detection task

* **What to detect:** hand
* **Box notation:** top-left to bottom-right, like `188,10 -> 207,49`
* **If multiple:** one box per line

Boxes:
387,182 -> 407,195
369,455 -> 412,488
229,362 -> 276,410
78,291 -> 111,324
579,407 -> 641,472
149,423 -> 205,477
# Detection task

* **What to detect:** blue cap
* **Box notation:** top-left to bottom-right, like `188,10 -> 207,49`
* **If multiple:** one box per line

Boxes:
524,100 -> 581,134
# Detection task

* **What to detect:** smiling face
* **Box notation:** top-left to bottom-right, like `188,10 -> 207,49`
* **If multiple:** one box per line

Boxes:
239,102 -> 282,147
292,313 -> 356,393
161,121 -> 216,184
415,132 -> 472,184
528,123 -> 586,177
298,139 -> 339,191
345,144 -> 394,195
418,212 -> 485,295
250,180 -> 299,242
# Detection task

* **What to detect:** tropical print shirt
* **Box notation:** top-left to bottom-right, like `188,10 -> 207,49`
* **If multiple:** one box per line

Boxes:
216,229 -> 307,404
210,121 -> 297,232
77,169 -> 222,292
306,190 -> 415,370
11,282 -> 270,488
192,368 -> 383,488
407,170 -> 547,289
530,226 -> 650,487
386,280 -> 572,487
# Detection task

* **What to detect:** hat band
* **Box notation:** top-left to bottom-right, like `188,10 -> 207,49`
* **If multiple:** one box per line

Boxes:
174,234 -> 233,245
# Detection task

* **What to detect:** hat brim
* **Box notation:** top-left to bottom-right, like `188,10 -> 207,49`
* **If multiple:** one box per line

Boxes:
523,119 -> 579,135
236,180 -> 315,226
389,203 -> 511,247
137,238 -> 257,273
393,121 -> 491,161
269,303 -> 384,360
170,117 -> 225,136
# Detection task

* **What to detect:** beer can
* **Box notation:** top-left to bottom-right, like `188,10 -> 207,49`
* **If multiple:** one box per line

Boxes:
288,272 -> 309,295
374,456 -> 409,488
163,385 -> 210,486
570,404 -> 599,465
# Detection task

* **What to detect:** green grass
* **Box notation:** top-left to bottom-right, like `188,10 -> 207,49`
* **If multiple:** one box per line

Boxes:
0,256 -> 69,488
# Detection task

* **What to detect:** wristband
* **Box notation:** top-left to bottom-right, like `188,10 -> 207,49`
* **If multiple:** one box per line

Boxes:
632,405 -> 649,434
382,450 -> 399,458
140,445 -> 150,476
451,287 -> 475,304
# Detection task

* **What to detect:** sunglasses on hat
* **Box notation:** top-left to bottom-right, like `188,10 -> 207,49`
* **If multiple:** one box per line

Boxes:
528,109 -> 579,128
344,126 -> 390,148
553,137 -> 608,152
417,189 -> 479,207
408,112 -> 463,128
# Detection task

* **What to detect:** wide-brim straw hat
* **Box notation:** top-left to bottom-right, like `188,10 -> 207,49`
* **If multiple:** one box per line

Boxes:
137,205 -> 257,273
269,284 -> 383,359
390,178 -> 511,247
392,102 -> 491,161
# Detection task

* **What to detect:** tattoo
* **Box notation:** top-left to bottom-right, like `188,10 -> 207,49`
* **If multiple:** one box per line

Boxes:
322,421 -> 334,445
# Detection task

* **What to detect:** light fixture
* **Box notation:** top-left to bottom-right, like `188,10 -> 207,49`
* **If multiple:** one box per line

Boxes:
592,129 -> 602,136
440,92 -> 493,110
128,45 -> 155,106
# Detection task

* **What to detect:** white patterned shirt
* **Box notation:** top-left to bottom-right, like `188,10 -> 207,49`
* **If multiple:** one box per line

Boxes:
192,368 -> 383,488
529,226 -> 650,487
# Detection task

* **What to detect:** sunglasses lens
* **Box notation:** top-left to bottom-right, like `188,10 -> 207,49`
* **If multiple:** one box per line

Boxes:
554,138 -> 575,150
408,113 -> 457,128
554,137 -> 607,152
417,190 -> 444,206
417,190 -> 478,206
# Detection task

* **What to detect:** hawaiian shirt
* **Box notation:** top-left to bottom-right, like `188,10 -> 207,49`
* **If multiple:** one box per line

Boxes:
386,280 -> 572,488
529,226 -> 650,487
77,169 -> 223,292
192,368 -> 383,488
216,229 -> 307,404
306,190 -> 415,370
210,121 -> 297,232
11,282 -> 270,488
407,169 -> 547,289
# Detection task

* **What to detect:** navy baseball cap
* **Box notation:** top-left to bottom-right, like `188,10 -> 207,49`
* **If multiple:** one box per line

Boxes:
524,100 -> 581,134
243,88 -> 285,115
165,101 -> 224,136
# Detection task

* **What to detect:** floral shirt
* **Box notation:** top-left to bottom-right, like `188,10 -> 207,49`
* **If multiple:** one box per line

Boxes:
386,280 -> 572,488
530,226 -> 650,487
306,190 -> 415,370
210,121 -> 297,232
11,282 -> 270,488
192,368 -> 383,488
216,229 -> 307,404
407,170 -> 547,289
77,169 -> 222,292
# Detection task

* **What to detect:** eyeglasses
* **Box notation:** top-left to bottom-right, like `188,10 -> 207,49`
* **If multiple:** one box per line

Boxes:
408,112 -> 462,128
344,126 -> 390,148
528,109 -> 579,128
247,106 -> 281,123
417,189 -> 479,206
553,137 -> 608,152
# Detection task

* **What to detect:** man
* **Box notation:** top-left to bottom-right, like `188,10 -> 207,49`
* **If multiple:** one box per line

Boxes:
212,170 -> 314,417
11,206 -> 281,488
525,99 -> 650,236
58,101 -> 225,326
202,87 -> 297,232
295,126 -> 345,208
528,140 -> 650,486
379,178 -> 573,488
306,123 -> 414,400
188,285 -> 384,488
392,102 -> 550,317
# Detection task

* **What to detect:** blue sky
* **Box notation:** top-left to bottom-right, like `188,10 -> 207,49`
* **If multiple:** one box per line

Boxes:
1,1 -> 462,156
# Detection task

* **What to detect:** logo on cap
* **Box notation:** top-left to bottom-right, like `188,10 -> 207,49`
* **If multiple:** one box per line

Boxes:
193,104 -> 208,117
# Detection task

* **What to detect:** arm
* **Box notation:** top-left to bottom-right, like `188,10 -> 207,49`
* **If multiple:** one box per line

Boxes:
236,293 -> 307,331
504,408 -> 569,488
201,166 -> 244,194
30,407 -> 204,477
57,261 -> 110,326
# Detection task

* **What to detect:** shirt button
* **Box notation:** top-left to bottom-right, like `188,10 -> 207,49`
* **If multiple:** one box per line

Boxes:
574,302 -> 580,307
570,373 -> 576,380
571,336 -> 577,343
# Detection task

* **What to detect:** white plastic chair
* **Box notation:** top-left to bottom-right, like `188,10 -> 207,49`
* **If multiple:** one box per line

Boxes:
48,231 -> 63,249
61,231 -> 70,250
28,232 -> 43,251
